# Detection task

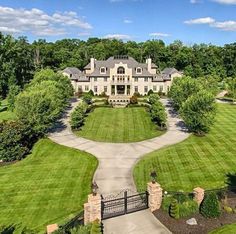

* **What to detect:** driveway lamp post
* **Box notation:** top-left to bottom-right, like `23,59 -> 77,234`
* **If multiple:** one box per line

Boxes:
92,181 -> 99,196
150,171 -> 157,184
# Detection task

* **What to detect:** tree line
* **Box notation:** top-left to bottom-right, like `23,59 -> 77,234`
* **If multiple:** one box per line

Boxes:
0,32 -> 236,99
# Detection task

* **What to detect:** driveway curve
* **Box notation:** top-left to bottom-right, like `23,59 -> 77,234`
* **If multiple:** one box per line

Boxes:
49,98 -> 189,195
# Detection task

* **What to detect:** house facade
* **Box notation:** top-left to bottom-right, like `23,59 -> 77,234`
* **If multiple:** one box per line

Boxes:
62,56 -> 182,96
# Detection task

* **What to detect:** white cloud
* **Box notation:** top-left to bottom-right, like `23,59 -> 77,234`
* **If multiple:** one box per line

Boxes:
123,19 -> 133,24
211,21 -> 236,31
184,17 -> 215,24
0,6 -> 92,36
104,34 -> 132,40
212,0 -> 236,4
149,32 -> 171,37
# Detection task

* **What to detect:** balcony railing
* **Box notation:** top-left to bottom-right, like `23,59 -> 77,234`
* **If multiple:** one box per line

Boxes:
111,75 -> 131,84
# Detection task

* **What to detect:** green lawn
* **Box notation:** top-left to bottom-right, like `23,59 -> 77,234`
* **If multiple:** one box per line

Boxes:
209,223 -> 236,234
134,104 -> 236,192
0,99 -> 16,122
75,107 -> 163,143
0,139 -> 98,233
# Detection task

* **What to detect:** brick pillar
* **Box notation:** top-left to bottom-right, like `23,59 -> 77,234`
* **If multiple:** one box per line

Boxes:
193,187 -> 205,206
46,224 -> 59,234
84,194 -> 101,225
147,182 -> 163,212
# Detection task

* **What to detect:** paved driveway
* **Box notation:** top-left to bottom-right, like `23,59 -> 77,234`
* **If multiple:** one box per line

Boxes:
49,98 -> 189,234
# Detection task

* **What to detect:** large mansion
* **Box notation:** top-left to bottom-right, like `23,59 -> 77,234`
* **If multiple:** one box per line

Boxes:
62,56 -> 182,96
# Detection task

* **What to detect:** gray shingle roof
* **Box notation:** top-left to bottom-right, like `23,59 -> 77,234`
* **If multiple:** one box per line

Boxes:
162,68 -> 179,75
63,67 -> 82,74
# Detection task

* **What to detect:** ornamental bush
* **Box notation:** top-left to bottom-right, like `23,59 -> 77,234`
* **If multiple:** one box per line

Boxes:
70,106 -> 85,130
90,220 -> 102,234
169,199 -> 180,219
83,93 -> 93,105
147,89 -> 154,96
148,94 -> 160,105
200,192 -> 221,218
130,95 -> 138,104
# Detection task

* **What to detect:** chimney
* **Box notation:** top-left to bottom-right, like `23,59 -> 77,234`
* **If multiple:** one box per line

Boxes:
147,58 -> 152,73
90,58 -> 95,73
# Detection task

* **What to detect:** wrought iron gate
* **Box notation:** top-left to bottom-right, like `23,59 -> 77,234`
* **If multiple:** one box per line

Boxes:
101,189 -> 149,220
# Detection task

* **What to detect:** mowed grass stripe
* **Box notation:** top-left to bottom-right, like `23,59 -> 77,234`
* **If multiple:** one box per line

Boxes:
75,107 -> 163,143
0,139 -> 98,232
134,104 -> 236,192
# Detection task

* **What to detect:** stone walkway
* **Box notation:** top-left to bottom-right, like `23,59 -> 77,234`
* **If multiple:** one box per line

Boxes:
49,98 -> 189,234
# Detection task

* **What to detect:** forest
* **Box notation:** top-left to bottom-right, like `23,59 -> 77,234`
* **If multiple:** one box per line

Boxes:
0,32 -> 235,99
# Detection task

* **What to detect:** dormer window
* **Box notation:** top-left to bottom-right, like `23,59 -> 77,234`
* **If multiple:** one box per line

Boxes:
136,67 -> 142,74
100,67 -> 106,74
117,67 -> 125,74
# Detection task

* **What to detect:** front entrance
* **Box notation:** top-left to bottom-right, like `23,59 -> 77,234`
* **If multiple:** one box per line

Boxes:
101,190 -> 149,220
117,85 -> 125,95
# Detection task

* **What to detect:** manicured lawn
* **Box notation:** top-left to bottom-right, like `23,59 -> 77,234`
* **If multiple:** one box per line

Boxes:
0,99 -> 16,122
134,104 -> 236,192
0,139 -> 98,233
209,223 -> 236,234
75,107 -> 163,143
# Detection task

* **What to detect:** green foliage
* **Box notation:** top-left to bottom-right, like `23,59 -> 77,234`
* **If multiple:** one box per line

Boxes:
149,100 -> 167,129
83,94 -> 93,105
130,95 -> 138,104
0,121 -> 37,162
7,85 -> 21,111
200,192 -> 221,218
148,94 -> 160,105
88,90 -> 94,96
70,104 -> 87,130
169,76 -> 202,110
90,220 -> 102,234
223,206 -> 233,213
180,90 -> 216,135
227,78 -> 236,100
0,224 -> 15,234
147,89 -> 154,96
198,75 -> 219,96
169,199 -> 180,219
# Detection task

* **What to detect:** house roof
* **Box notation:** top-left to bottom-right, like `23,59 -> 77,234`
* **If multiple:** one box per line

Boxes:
161,68 -> 179,75
63,67 -> 82,74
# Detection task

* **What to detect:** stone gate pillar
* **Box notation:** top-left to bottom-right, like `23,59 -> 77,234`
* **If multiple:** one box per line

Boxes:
84,193 -> 102,225
193,187 -> 205,206
147,182 -> 163,212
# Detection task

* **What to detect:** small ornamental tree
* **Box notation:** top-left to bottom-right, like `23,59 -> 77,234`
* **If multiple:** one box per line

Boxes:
180,90 -> 216,136
147,89 -> 154,96
83,93 -> 93,105
70,106 -> 85,130
130,95 -> 138,104
169,199 -> 180,219
200,192 -> 221,218
90,220 -> 102,234
148,94 -> 160,105
150,101 -> 167,130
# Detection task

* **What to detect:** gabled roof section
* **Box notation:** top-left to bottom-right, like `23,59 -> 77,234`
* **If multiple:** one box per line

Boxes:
161,68 -> 179,75
63,67 -> 82,75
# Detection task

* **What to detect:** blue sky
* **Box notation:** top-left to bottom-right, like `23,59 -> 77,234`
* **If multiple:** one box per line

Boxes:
0,0 -> 235,45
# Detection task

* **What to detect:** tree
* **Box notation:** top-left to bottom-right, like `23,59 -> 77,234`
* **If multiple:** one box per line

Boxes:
83,93 -> 93,105
169,76 -> 202,110
70,105 -> 85,130
200,192 -> 221,218
227,78 -> 236,101
148,93 -> 160,105
180,90 -> 216,135
7,84 -> 21,111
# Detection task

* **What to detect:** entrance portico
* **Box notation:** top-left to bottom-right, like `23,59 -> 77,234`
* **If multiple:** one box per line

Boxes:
111,85 -> 130,96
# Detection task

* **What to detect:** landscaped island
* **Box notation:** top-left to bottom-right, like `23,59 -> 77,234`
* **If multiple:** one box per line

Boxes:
74,106 -> 164,143
0,139 -> 98,232
134,103 -> 236,192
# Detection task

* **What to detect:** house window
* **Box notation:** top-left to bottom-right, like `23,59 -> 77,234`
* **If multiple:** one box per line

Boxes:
127,76 -> 130,82
117,66 -> 125,74
100,67 -> 106,74
136,67 -> 142,74
134,77 -> 138,82
78,86 -> 82,92
104,86 -> 107,93
144,77 -> 148,82
70,74 -> 72,78
94,86 -> 98,93
94,77 -> 97,82
135,86 -> 138,92
104,77 -> 107,82
85,85 -> 89,91
153,86 -> 157,92
159,85 -> 163,92
144,86 -> 148,93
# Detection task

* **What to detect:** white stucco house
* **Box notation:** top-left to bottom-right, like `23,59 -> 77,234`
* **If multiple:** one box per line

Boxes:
62,56 -> 182,97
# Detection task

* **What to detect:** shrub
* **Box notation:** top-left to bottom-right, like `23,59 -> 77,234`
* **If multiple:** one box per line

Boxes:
99,91 -> 107,98
0,225 -> 15,234
0,121 -> 37,162
83,94 -> 93,105
70,106 -> 85,130
148,94 -> 160,105
223,206 -> 233,213
147,89 -> 154,96
133,92 -> 141,97
179,200 -> 198,218
170,199 -> 180,219
7,85 -> 21,111
88,90 -> 94,96
200,192 -> 221,218
90,220 -> 102,234
130,95 -> 138,104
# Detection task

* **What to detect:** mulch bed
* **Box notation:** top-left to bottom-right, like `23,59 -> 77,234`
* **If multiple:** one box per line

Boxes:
154,209 -> 236,234
0,160 -> 18,167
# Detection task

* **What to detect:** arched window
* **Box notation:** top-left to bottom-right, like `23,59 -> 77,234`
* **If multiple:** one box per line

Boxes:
117,66 -> 125,74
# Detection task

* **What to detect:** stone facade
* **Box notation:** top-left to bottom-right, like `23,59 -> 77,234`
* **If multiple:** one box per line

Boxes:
193,187 -> 205,206
84,194 -> 102,225
62,56 -> 182,96
147,182 -> 163,212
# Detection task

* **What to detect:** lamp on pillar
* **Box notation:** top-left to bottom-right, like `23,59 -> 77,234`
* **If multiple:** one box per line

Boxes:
91,181 -> 99,196
150,171 -> 157,184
